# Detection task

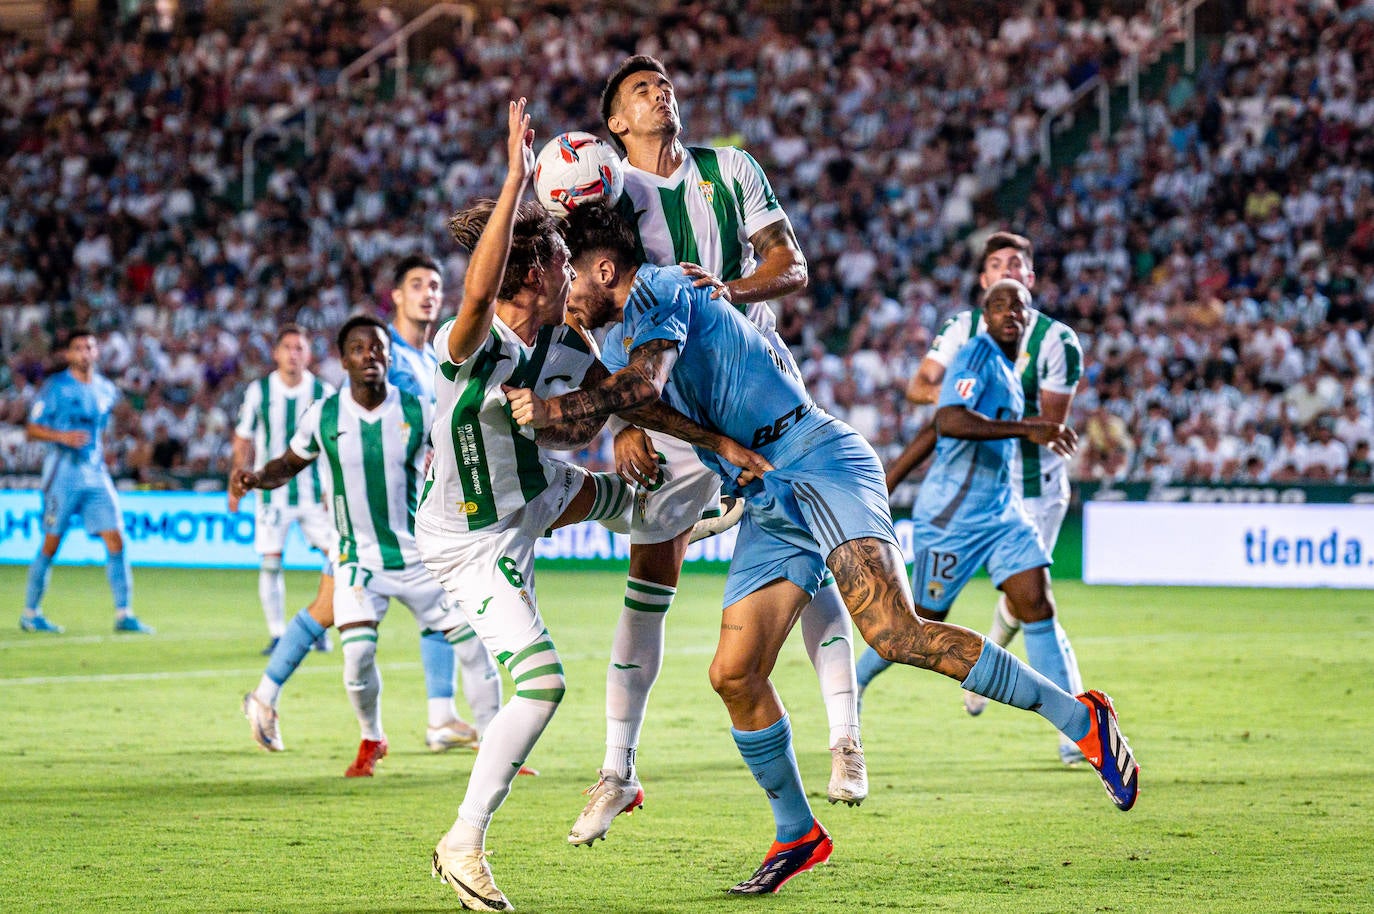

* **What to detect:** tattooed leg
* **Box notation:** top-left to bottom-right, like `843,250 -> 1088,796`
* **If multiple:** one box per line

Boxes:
827,537 -> 983,681
828,537 -> 1092,739
709,579 -> 809,731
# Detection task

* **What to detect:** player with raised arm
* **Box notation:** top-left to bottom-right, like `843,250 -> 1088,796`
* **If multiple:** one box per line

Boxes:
421,100 -> 770,912
229,325 -> 334,656
564,57 -> 867,850
507,206 -> 1139,895
21,329 -> 153,635
864,232 -> 1090,766
232,314 -> 471,778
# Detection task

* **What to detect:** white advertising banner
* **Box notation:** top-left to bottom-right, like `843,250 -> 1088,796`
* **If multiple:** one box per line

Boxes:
1084,502 -> 1374,588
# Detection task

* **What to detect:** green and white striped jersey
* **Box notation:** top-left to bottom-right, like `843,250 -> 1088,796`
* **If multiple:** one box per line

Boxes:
417,316 -> 598,534
234,371 -> 332,507
926,308 -> 1083,497
617,144 -> 794,361
288,385 -> 430,571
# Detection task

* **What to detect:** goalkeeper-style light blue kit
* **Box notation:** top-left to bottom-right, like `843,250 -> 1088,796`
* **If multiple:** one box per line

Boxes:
908,333 -> 1051,613
602,263 -> 898,606
31,368 -> 122,536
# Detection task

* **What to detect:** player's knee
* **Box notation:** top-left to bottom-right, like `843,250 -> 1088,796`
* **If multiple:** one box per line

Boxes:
1006,592 -> 1054,623
103,530 -> 125,554
506,639 -> 566,705
708,661 -> 764,706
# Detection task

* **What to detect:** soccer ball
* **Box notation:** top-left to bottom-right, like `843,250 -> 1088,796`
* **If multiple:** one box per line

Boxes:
533,131 -> 624,217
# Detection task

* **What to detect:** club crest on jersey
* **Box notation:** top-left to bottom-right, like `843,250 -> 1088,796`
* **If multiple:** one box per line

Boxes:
698,180 -> 714,204
927,580 -> 945,601
623,336 -> 634,352
955,378 -> 976,400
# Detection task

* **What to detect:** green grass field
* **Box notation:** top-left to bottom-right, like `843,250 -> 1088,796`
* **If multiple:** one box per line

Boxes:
2,565 -> 1371,913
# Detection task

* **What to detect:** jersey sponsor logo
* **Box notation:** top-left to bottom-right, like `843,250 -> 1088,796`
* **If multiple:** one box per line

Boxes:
750,403 -> 810,449
460,500 -> 480,515
955,378 -> 976,400
698,180 -> 715,204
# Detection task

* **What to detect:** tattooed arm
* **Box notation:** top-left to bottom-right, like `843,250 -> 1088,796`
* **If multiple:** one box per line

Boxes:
523,360 -> 614,450
620,399 -> 773,485
507,339 -> 677,428
679,219 -> 807,304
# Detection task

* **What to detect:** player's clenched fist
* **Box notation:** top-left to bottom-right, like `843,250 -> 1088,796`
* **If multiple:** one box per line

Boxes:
502,385 -> 549,428
229,469 -> 262,507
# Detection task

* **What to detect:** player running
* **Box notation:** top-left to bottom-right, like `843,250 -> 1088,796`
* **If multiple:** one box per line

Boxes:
21,329 -> 153,635
565,56 -> 866,850
240,265 -> 497,756
867,231 -> 1090,766
507,205 -> 1140,895
231,314 -> 470,778
422,99 -> 770,912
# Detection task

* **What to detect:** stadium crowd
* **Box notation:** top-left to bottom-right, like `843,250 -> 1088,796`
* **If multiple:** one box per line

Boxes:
1,0 -> 1371,493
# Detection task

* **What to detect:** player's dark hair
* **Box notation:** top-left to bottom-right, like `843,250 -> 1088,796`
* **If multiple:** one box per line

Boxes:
66,327 -> 96,346
336,313 -> 388,354
561,202 -> 640,270
393,253 -> 441,288
979,231 -> 1034,273
275,323 -> 306,345
600,55 -> 669,154
448,200 -> 563,302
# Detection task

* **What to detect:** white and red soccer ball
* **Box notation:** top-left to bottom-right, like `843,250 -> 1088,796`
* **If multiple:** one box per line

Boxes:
533,131 -> 624,217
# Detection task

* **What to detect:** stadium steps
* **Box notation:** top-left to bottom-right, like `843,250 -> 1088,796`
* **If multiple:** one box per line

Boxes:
992,37 -> 1220,216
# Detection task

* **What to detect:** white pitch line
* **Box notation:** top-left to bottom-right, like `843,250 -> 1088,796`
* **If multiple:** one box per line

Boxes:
0,644 -> 720,687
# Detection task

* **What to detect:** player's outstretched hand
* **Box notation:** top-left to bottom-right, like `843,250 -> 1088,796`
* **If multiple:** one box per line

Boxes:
1025,420 -> 1078,459
503,385 -> 549,428
613,426 -> 661,488
61,430 -> 91,448
679,262 -> 732,301
506,97 -> 535,186
715,438 -> 773,486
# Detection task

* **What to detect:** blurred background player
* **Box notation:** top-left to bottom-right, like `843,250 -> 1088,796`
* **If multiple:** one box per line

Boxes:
239,264 -> 493,755
863,232 -> 1090,766
233,314 -> 469,777
566,57 -> 866,849
21,329 -> 153,635
229,324 -> 334,655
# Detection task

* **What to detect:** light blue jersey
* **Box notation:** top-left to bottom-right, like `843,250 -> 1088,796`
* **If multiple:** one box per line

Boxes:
914,334 -> 1026,530
28,369 -> 122,535
388,325 -> 438,403
602,263 -> 898,605
602,264 -> 830,488
909,333 -> 1049,612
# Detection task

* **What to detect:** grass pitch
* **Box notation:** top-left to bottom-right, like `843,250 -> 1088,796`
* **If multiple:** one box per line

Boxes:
1,565 -> 1370,913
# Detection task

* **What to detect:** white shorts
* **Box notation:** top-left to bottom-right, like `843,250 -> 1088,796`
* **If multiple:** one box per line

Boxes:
416,460 -> 586,656
631,432 -> 722,545
333,561 -> 465,631
255,500 -> 334,556
1021,465 -> 1070,554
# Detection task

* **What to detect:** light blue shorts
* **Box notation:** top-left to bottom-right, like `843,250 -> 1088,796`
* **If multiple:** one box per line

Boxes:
908,512 -> 1050,613
723,426 -> 897,607
42,473 -> 122,537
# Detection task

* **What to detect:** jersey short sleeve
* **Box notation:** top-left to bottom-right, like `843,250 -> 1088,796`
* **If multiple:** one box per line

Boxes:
925,310 -> 976,369
938,339 -> 995,412
288,398 -> 324,459
625,272 -> 691,354
1038,322 -> 1084,395
235,380 -> 261,439
726,147 -> 787,239
600,323 -> 629,374
28,377 -> 61,425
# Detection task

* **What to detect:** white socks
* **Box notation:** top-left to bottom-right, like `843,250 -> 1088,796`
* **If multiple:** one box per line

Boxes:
259,562 -> 286,638
604,577 -> 674,779
341,626 -> 382,741
801,583 -> 861,746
